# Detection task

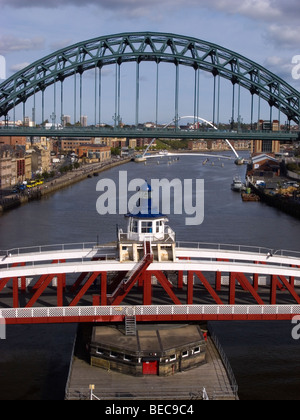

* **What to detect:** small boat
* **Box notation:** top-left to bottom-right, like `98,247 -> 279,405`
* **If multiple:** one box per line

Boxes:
242,193 -> 260,202
231,176 -> 245,192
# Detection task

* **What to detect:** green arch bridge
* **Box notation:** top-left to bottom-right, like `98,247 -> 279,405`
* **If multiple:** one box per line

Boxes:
0,32 -> 299,141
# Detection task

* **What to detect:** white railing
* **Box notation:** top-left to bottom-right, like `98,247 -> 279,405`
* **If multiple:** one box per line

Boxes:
0,242 -> 116,257
0,253 -> 118,270
176,241 -> 300,260
1,240 -> 299,260
118,226 -> 176,243
1,304 -> 300,321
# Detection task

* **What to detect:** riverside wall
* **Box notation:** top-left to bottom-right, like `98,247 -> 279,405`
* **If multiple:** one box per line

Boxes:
250,182 -> 300,219
0,158 -> 131,215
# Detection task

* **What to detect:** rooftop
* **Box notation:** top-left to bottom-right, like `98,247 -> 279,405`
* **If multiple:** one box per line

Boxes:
91,324 -> 204,357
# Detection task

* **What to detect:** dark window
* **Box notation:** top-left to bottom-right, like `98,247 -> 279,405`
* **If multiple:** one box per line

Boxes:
262,140 -> 273,153
141,221 -> 153,233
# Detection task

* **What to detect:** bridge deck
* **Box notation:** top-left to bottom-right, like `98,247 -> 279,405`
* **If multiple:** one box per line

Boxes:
1,243 -> 300,323
0,127 -> 298,141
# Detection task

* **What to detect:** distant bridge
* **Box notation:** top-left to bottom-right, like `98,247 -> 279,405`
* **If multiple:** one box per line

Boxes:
1,32 -> 300,141
0,126 -> 298,141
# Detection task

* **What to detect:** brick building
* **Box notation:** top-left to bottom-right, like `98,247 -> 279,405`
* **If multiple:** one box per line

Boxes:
77,144 -> 111,162
0,136 -> 27,148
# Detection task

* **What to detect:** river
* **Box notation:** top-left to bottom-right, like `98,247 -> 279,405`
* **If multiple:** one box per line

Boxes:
0,151 -> 300,400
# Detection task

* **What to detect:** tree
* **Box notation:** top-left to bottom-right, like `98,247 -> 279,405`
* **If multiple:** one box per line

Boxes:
111,147 -> 121,156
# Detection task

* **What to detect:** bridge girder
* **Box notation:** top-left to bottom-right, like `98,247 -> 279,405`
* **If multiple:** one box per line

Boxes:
1,32 -> 300,123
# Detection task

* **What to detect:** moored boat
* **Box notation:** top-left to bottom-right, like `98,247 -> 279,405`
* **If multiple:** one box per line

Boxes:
231,176 -> 245,192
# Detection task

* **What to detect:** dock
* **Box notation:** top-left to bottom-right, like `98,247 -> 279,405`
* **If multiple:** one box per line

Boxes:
65,325 -> 238,401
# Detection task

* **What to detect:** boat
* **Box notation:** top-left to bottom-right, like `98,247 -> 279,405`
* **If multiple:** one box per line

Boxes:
242,193 -> 260,202
231,176 -> 245,192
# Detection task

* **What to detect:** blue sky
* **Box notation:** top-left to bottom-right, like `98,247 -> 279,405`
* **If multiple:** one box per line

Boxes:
1,0 -> 300,125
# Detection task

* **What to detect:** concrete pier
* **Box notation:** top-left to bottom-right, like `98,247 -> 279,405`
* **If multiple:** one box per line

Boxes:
65,324 -> 238,401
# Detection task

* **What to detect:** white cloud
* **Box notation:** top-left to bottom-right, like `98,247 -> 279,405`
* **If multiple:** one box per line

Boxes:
267,24 -> 300,49
208,0 -> 281,21
264,56 -> 294,81
1,0 -> 299,26
0,35 -> 45,55
49,39 -> 74,51
10,62 -> 31,72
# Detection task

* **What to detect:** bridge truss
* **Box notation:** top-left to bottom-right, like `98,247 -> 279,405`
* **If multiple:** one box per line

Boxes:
0,32 -> 300,133
1,242 -> 300,324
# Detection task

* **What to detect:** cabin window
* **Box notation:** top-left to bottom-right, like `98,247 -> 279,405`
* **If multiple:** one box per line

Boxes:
170,354 -> 176,362
193,347 -> 200,354
132,220 -> 138,233
141,221 -> 153,233
182,351 -> 189,358
156,221 -> 163,233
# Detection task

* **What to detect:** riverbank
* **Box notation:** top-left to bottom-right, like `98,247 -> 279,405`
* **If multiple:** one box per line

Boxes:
0,158 -> 131,215
249,181 -> 300,219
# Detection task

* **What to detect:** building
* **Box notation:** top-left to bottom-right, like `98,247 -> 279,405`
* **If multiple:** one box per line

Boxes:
15,147 -> 32,182
248,154 -> 281,178
251,139 -> 281,156
62,115 -> 71,127
188,139 -> 249,152
61,138 -> 93,153
120,147 -> 135,158
0,144 -> 34,188
257,120 -> 280,131
0,147 -> 16,188
188,140 -> 208,151
77,144 -> 111,162
90,324 -> 206,377
80,116 -> 88,127
27,146 -> 51,175
107,137 -> 127,149
136,138 -> 156,148
0,136 -> 27,148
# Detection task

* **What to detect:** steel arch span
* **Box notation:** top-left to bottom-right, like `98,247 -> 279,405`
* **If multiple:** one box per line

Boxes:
1,31 -> 300,123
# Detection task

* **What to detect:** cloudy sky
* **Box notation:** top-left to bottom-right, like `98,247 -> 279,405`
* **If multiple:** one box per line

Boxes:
1,0 -> 300,125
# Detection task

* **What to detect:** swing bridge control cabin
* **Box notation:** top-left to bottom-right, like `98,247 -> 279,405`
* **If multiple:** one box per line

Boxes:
90,324 -> 207,377
91,183 -> 206,377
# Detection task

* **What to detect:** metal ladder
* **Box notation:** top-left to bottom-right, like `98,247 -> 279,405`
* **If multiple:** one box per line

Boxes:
125,315 -> 137,336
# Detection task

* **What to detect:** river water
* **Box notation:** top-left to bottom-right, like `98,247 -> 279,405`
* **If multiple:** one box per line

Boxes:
0,152 -> 300,400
